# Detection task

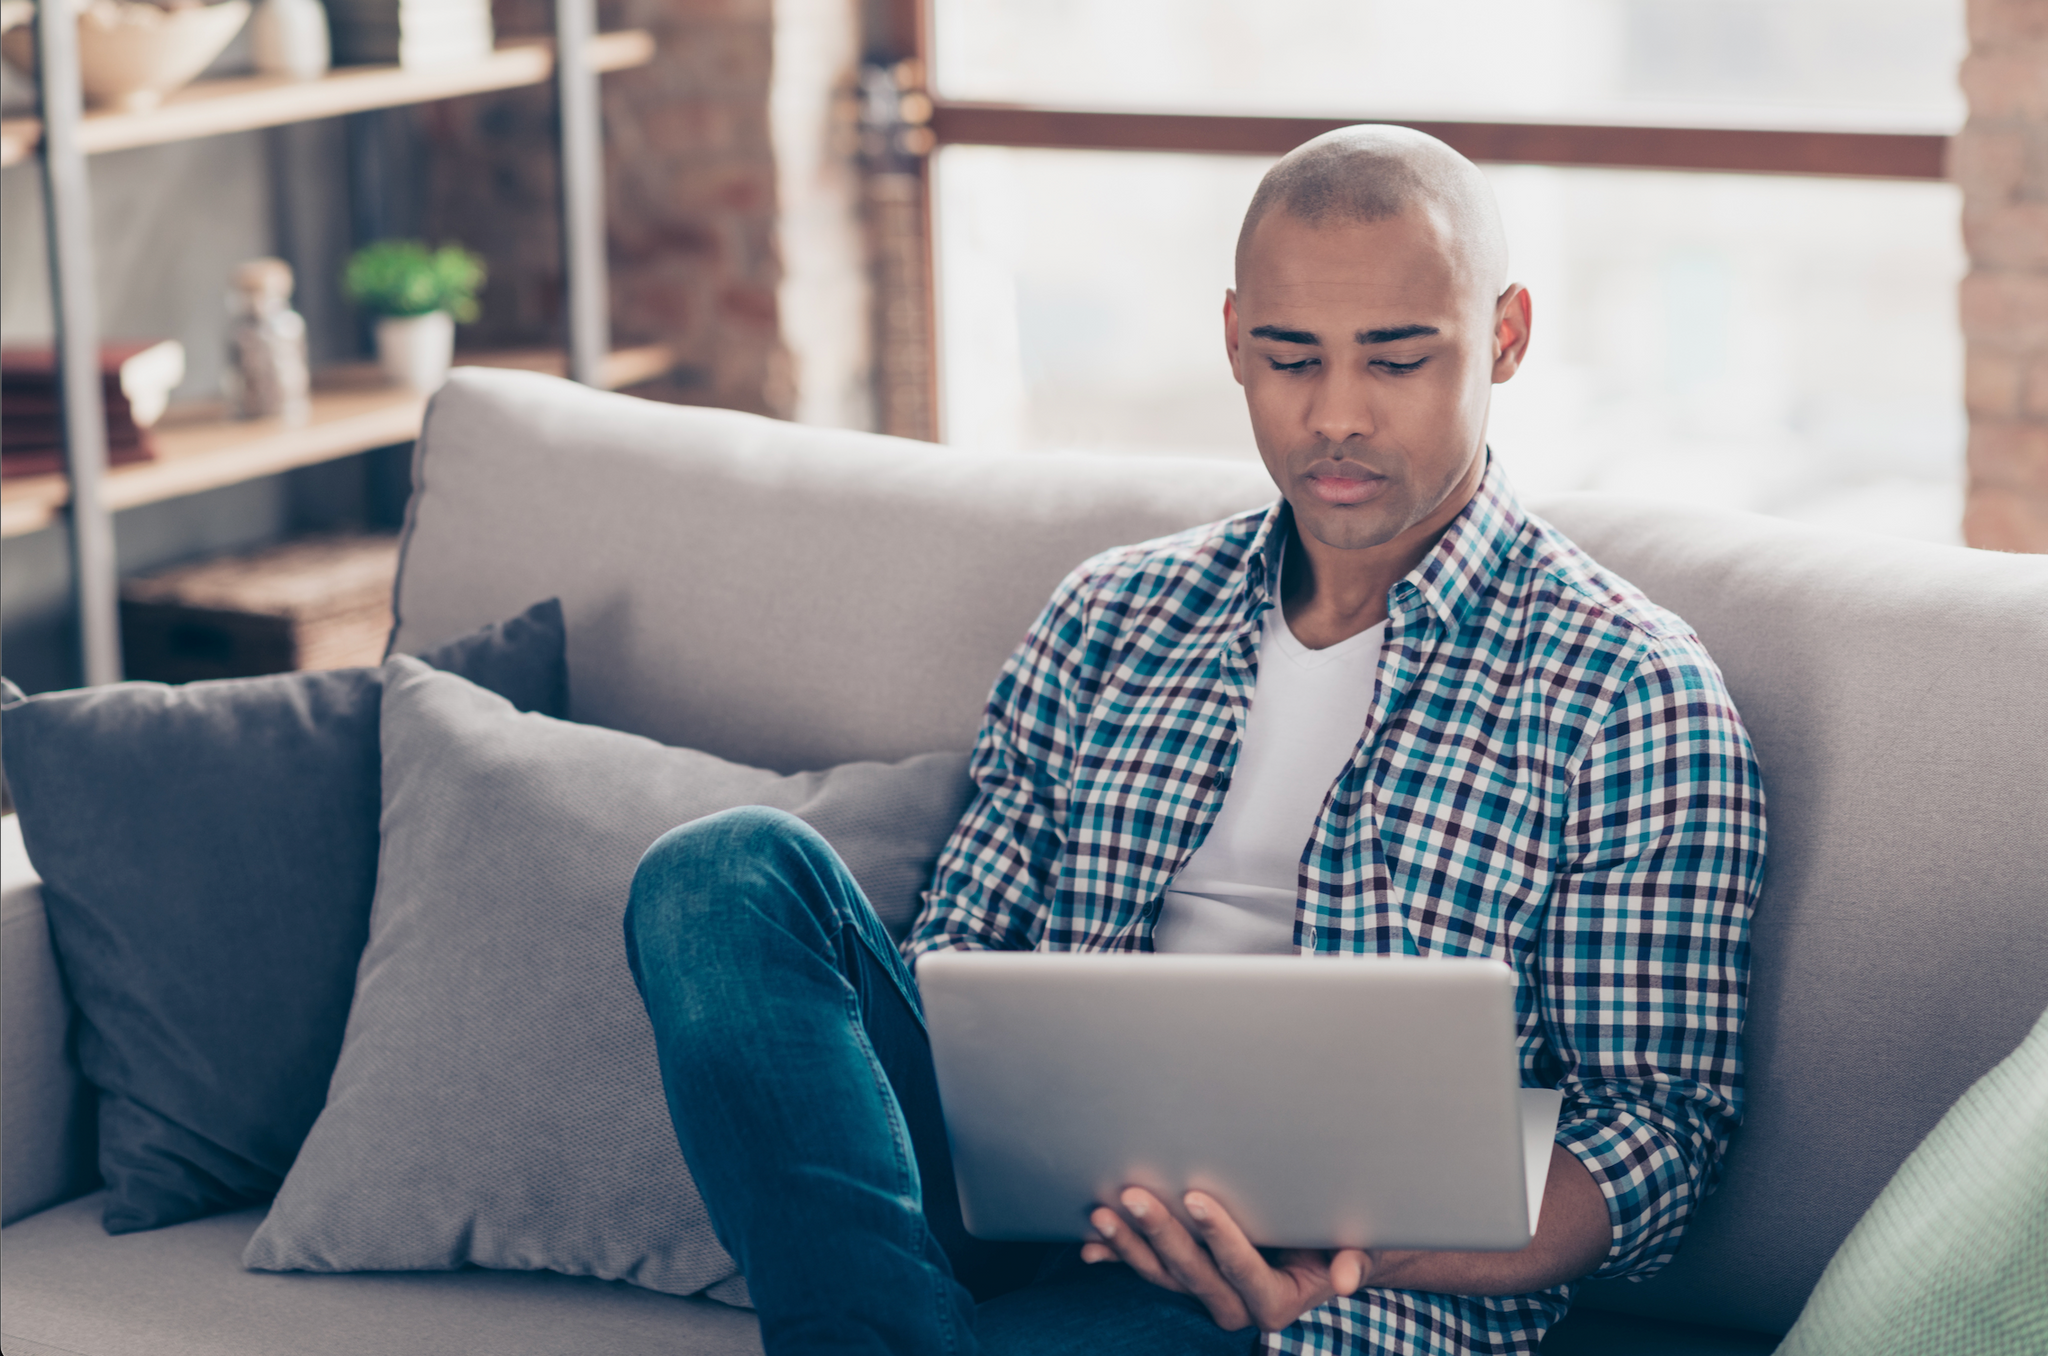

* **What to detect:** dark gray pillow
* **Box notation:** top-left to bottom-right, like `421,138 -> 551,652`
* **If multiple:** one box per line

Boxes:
0,599 -> 568,1234
243,657 -> 972,1299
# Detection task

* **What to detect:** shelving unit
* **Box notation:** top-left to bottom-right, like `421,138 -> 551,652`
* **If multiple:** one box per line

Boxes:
16,0 -> 647,684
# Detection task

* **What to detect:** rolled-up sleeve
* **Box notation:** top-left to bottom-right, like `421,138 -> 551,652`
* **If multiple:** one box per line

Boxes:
1543,633 -> 1765,1280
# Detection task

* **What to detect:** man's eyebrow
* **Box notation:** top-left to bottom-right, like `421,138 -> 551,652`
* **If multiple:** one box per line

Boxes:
1249,324 -> 1320,345
1358,324 -> 1440,344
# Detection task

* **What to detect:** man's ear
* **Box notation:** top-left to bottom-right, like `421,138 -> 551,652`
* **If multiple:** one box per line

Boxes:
1491,283 -> 1533,384
1224,289 -> 1246,387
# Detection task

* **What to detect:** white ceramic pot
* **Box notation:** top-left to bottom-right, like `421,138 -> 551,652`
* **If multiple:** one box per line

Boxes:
375,311 -> 455,393
1,0 -> 253,113
249,0 -> 329,81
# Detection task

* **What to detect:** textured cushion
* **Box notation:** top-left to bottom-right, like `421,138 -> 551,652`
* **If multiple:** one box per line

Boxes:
244,657 -> 973,1296
391,367 -> 1277,771
1536,498 -> 2048,1334
1774,1005 -> 2048,1356
1,1192 -> 764,1356
0,600 -> 568,1235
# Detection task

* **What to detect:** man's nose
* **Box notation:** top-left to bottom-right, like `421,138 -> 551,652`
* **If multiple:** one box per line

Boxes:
1304,362 -> 1378,444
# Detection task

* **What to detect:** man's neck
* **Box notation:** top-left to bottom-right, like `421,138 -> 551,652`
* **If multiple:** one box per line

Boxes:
1279,457 -> 1485,651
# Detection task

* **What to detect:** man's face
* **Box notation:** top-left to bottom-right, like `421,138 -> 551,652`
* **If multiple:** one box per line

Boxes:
1226,208 -> 1527,553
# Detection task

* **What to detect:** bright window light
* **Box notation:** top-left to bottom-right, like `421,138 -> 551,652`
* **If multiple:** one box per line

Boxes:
934,0 -> 1966,133
934,147 -> 1965,543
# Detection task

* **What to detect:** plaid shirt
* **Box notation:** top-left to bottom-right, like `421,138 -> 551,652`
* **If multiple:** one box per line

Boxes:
906,461 -> 1765,1355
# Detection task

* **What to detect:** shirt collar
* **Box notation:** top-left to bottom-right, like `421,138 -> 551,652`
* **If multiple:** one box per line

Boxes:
1242,453 -> 1526,632
1241,497 -> 1291,616
1398,454 -> 1526,630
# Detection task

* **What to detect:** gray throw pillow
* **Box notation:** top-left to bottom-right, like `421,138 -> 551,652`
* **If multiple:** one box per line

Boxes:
0,600 -> 568,1235
243,657 -> 973,1298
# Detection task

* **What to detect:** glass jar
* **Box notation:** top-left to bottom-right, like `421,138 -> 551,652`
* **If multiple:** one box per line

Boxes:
223,256 -> 310,424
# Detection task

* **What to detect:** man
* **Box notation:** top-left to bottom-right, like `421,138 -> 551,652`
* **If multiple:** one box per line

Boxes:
625,125 -> 1764,1356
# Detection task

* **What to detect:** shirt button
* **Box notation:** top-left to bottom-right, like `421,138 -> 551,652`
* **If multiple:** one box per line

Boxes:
1303,925 -> 1319,951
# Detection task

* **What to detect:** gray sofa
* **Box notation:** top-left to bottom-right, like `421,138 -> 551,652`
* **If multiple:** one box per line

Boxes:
5,368 -> 2045,1355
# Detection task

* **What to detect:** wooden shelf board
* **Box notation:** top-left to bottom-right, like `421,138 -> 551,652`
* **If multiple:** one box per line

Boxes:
0,31 -> 653,168
1,344 -> 673,538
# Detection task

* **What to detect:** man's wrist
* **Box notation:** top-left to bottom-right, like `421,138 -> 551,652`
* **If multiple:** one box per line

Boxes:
1358,1248 -> 1433,1292
1356,1147 -> 1612,1297
1361,1246 -> 1560,1298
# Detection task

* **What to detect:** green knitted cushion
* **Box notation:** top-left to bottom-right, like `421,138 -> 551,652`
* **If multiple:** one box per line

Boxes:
1776,1004 -> 2048,1356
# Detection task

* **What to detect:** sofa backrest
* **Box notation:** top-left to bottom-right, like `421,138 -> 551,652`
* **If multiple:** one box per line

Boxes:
394,369 -> 2048,1335
1535,496 -> 2048,1333
392,369 -> 1278,772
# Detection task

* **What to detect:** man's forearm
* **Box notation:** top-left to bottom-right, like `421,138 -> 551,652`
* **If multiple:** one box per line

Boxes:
1364,1145 -> 1612,1297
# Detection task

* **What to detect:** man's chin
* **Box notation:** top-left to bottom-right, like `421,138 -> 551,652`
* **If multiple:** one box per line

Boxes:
1289,495 -> 1411,554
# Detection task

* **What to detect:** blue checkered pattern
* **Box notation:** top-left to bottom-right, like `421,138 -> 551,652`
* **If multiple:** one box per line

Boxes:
906,461 -> 1764,1354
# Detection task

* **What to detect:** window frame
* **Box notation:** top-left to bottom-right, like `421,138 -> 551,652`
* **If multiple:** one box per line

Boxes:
927,103 -> 1947,180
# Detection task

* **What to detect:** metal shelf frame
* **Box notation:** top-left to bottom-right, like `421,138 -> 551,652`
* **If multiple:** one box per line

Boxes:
24,3 -> 623,685
31,1 -> 117,685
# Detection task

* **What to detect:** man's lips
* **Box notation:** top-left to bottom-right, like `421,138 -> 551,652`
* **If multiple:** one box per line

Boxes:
1303,465 -> 1390,506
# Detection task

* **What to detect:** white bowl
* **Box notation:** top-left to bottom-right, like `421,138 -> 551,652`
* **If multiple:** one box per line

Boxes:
2,0 -> 251,113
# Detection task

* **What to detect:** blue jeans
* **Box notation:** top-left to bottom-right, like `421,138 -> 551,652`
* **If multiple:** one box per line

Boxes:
624,806 -> 1258,1356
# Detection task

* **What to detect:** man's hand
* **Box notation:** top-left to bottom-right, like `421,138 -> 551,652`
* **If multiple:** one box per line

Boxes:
1080,1188 -> 1369,1333
1080,1147 -> 1612,1331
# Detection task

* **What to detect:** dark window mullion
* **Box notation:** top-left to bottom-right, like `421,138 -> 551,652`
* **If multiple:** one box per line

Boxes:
927,103 -> 1948,181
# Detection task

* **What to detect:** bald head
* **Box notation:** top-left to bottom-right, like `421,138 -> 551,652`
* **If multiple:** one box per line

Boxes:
1235,125 -> 1508,299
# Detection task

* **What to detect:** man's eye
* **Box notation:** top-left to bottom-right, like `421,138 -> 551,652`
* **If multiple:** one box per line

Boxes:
1376,358 -> 1427,374
1267,357 -> 1316,372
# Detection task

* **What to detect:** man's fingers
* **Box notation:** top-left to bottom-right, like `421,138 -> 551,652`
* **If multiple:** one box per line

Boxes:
1181,1191 -> 1317,1329
1097,1189 -> 1366,1333
1181,1191 -> 1276,1299
1329,1248 -> 1369,1296
1090,1207 -> 1183,1293
1121,1189 -> 1254,1331
1184,1193 -> 1359,1331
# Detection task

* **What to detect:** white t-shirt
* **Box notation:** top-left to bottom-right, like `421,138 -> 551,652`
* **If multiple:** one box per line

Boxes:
1152,592 -> 1385,955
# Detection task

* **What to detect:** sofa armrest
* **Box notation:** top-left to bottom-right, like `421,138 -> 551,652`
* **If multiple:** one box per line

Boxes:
2,814 -> 96,1225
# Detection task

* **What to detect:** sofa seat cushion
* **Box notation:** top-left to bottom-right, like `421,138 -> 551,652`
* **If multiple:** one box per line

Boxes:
3,1189 -> 1783,1356
0,1193 -> 764,1356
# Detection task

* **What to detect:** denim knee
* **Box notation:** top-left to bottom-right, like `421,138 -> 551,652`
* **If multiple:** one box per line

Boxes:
636,804 -> 822,884
625,805 -> 839,951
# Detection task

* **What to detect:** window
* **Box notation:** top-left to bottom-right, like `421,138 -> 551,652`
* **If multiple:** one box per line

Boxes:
922,0 -> 1968,542
934,0 -> 1964,130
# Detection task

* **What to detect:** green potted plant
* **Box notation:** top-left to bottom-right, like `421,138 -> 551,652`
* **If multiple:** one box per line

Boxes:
342,241 -> 486,393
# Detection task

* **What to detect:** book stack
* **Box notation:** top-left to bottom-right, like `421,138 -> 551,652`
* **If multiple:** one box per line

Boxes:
1,340 -> 184,480
328,0 -> 495,70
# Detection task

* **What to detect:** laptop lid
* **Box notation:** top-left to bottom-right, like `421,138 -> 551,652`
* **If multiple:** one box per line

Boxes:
918,951 -> 1557,1251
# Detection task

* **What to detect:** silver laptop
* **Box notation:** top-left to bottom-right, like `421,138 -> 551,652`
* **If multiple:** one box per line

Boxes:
917,951 -> 1560,1252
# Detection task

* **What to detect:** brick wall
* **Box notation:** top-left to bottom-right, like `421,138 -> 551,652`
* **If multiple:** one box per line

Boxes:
1957,0 -> 2048,552
417,0 -> 794,417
